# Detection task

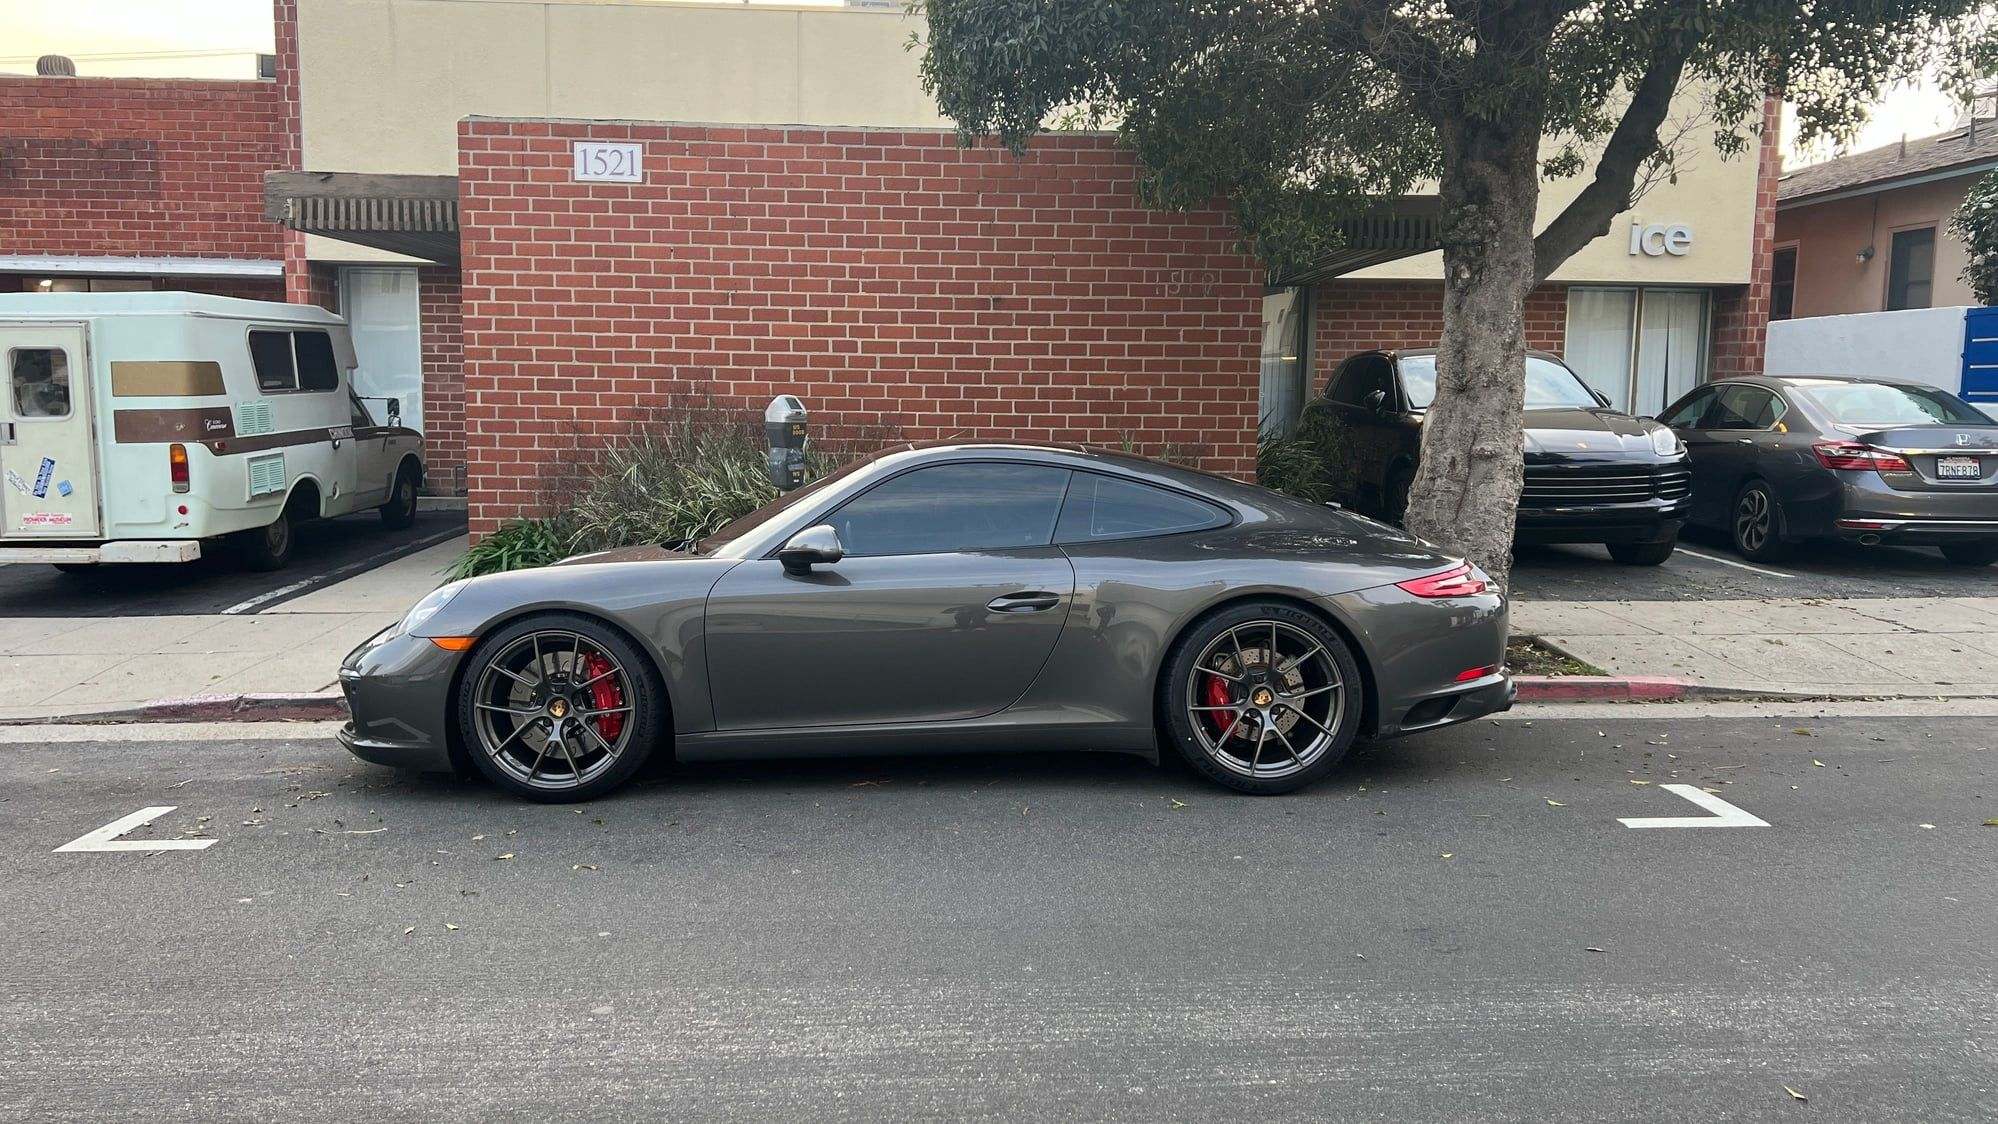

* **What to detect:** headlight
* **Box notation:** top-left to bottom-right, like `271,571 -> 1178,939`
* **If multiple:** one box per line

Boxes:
1646,424 -> 1683,457
398,580 -> 467,637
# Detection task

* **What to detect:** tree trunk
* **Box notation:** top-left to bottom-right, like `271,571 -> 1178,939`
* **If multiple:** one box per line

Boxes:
1401,116 -> 1544,591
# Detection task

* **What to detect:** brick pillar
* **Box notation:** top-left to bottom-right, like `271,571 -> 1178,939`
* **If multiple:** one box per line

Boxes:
272,0 -> 314,306
1709,94 -> 1783,378
418,266 -> 466,495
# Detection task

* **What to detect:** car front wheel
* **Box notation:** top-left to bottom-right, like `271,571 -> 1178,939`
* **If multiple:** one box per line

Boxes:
379,464 -> 418,529
456,613 -> 664,802
1160,602 -> 1362,795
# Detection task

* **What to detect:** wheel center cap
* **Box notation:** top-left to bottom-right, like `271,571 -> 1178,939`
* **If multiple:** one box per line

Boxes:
547,698 -> 570,719
1250,687 -> 1275,708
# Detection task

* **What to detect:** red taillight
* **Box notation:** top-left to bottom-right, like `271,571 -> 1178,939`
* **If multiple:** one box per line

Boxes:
169,443 -> 190,493
1454,664 -> 1498,682
1396,563 -> 1488,598
1813,441 -> 1911,474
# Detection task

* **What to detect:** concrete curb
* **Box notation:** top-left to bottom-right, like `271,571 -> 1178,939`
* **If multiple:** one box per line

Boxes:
1515,676 -> 1722,702
0,692 -> 347,726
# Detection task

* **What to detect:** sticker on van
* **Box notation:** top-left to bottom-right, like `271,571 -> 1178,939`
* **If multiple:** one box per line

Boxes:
4,470 -> 26,495
32,457 -> 55,498
21,512 -> 72,527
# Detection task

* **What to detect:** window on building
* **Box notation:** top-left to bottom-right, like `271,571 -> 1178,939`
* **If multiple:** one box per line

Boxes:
9,348 -> 71,419
23,277 -> 155,294
1055,473 -> 1228,543
1770,247 -> 1797,320
293,330 -> 340,392
1562,287 -> 1710,416
249,329 -> 297,392
824,463 -> 1071,557
1886,227 -> 1936,311
1257,287 -> 1312,434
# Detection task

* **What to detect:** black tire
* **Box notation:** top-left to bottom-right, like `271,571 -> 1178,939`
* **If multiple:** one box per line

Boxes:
455,612 -> 665,803
1607,538 -> 1676,566
1729,480 -> 1789,562
239,505 -> 296,571
379,463 -> 419,530
1939,540 -> 1998,567
1159,600 -> 1363,795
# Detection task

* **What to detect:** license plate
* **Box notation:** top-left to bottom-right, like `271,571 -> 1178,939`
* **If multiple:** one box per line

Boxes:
1937,456 -> 1982,479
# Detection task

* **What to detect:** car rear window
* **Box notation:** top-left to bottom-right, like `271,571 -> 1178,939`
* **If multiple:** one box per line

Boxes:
1791,382 -> 1988,427
1055,473 -> 1228,543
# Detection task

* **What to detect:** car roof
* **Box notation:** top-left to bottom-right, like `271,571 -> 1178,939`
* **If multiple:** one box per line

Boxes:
1714,373 -> 1946,392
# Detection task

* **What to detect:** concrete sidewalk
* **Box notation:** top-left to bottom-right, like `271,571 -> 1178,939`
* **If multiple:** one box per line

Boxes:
1514,596 -> 1998,697
0,536 -> 463,721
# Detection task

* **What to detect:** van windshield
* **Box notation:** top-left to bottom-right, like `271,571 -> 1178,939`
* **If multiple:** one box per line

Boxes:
1399,355 -> 1601,411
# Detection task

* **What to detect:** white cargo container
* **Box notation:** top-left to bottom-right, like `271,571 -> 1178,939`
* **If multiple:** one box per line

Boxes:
0,292 -> 425,571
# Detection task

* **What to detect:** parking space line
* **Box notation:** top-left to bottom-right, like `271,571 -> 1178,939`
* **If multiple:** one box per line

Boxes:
221,525 -> 464,616
1671,547 -> 1796,580
54,806 -> 215,852
1619,783 -> 1770,829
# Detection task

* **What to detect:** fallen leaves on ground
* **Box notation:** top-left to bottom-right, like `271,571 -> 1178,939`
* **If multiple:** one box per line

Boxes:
1783,1086 -> 1807,1102
1546,799 -> 1567,807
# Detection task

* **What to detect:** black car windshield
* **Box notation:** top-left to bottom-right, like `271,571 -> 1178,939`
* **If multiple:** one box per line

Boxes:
1789,381 -> 1990,427
1399,355 -> 1601,410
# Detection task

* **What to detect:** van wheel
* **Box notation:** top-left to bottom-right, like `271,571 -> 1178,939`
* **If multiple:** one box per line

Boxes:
240,507 -> 295,571
380,465 -> 418,530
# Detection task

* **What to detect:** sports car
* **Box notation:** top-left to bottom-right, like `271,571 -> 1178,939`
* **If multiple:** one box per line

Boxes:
338,442 -> 1512,801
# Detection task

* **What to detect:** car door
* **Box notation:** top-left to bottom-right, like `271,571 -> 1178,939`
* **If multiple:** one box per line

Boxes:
1657,385 -> 1722,526
703,461 -> 1077,730
1696,384 -> 1785,518
1321,353 -> 1402,512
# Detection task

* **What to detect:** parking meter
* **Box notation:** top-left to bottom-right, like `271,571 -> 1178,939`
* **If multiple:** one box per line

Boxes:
764,395 -> 809,491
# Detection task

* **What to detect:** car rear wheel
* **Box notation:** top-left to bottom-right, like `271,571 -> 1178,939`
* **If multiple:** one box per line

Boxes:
379,464 -> 418,529
1607,538 -> 1676,566
1730,481 -> 1789,562
1160,602 -> 1362,795
239,505 -> 295,571
456,613 -> 663,802
1939,540 -> 1998,567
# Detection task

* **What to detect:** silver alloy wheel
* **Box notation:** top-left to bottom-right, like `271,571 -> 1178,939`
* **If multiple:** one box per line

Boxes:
1735,488 -> 1770,553
264,512 -> 291,557
470,629 -> 635,791
1186,619 -> 1345,780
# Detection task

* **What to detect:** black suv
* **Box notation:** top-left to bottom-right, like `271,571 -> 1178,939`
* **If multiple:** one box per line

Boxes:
1314,348 -> 1692,564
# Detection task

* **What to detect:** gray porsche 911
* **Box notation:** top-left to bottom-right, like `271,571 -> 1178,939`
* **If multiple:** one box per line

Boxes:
339,442 -> 1511,801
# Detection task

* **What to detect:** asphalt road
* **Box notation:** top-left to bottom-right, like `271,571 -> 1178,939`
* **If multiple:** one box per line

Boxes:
1,712 -> 1992,1120
0,509 -> 465,617
1510,527 -> 1998,602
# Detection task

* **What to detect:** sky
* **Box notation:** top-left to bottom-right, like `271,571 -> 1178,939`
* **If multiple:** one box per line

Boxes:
0,0 -> 1979,167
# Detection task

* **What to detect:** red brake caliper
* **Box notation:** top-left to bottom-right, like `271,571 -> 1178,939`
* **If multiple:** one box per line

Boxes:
581,653 -> 625,741
1202,668 -> 1237,740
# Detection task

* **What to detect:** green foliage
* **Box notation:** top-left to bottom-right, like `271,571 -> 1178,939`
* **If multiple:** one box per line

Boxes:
1951,169 -> 1998,306
448,403 -> 892,578
1255,401 -> 1352,504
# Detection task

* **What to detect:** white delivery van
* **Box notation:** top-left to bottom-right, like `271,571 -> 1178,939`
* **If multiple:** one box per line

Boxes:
0,292 -> 425,571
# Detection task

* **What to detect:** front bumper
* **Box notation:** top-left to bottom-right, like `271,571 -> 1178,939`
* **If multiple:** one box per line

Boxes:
1514,497 -> 1688,545
336,624 -> 463,772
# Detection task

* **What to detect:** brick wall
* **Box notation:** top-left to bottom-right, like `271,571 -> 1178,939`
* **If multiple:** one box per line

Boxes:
1710,95 -> 1784,378
419,266 -> 467,495
1311,281 -> 1569,379
456,120 -> 1263,535
0,75 -> 287,261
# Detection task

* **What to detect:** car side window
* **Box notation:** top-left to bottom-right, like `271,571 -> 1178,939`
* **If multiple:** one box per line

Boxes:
249,330 -> 296,392
294,330 -> 340,392
821,463 -> 1071,557
1705,385 -> 1782,430
1054,473 -> 1229,543
348,390 -> 374,427
1656,387 -> 1717,429
1327,354 -> 1393,408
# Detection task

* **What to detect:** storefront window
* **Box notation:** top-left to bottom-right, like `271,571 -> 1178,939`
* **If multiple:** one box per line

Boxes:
1563,286 -> 1710,417
1258,287 -> 1311,434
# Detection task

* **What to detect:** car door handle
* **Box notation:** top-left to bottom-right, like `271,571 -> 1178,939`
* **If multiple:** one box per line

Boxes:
987,591 -> 1061,613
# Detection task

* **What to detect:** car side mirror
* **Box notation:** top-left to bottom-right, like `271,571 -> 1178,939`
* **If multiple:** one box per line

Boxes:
1365,388 -> 1389,413
1588,388 -> 1611,409
779,524 -> 844,575
387,397 -> 402,424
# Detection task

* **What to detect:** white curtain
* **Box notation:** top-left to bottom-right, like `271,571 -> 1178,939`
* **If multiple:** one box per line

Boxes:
1258,288 -> 1308,434
1634,290 -> 1707,417
1562,288 -> 1637,412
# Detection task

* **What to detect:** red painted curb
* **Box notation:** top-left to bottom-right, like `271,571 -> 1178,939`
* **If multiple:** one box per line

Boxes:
134,693 -> 348,723
1513,676 -> 1695,702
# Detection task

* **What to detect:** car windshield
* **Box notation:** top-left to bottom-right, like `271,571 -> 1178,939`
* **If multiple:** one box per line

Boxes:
1790,381 -> 1990,427
693,454 -> 880,554
1398,355 -> 1601,410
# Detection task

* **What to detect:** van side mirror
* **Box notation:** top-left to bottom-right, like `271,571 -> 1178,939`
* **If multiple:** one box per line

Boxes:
1588,388 -> 1611,409
387,397 -> 402,424
778,524 -> 844,575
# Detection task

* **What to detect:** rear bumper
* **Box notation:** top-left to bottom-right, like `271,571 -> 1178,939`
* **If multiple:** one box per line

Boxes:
0,539 -> 201,564
1824,476 -> 1998,543
1834,517 -> 1998,544
1323,581 -> 1512,739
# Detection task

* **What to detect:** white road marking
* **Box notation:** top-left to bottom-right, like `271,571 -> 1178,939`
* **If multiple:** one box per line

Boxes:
1670,546 -> 1797,580
1619,783 -> 1770,829
220,525 -> 463,616
54,806 -> 216,852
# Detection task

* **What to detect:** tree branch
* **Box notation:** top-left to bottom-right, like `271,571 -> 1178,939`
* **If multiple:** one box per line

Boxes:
1531,35 -> 1693,281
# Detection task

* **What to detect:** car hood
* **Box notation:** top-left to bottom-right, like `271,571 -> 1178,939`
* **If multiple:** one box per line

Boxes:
1523,407 -> 1659,461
